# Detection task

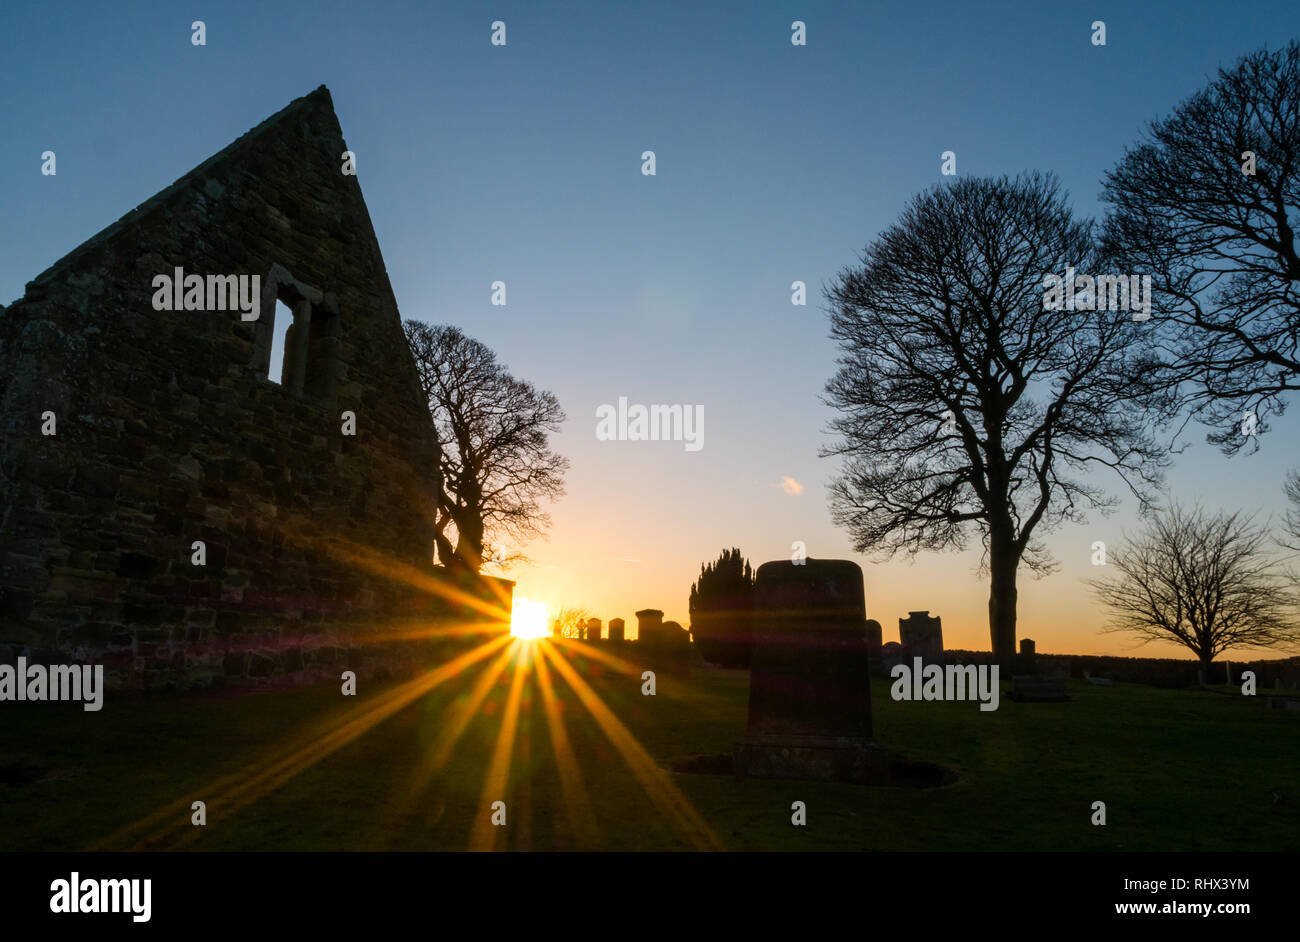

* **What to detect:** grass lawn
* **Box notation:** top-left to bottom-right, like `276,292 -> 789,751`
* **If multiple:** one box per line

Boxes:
3,641 -> 1296,851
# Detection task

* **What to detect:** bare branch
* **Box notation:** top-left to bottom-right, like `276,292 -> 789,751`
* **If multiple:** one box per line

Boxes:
822,172 -> 1171,656
403,321 -> 569,573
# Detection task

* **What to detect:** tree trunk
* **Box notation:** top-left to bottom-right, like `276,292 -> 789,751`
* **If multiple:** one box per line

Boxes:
433,525 -> 457,571
988,533 -> 1019,664
1197,655 -> 1211,688
454,511 -> 485,574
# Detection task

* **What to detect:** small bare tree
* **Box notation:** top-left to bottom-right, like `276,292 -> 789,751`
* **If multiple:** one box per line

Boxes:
404,321 -> 569,575
548,605 -> 593,640
1090,503 -> 1298,684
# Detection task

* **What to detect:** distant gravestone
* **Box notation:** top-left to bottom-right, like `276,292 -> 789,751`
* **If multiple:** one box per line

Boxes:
608,618 -> 626,642
635,609 -> 663,644
734,558 -> 887,784
637,609 -> 689,675
865,619 -> 883,668
880,640 -> 903,670
1019,637 -> 1036,673
899,611 -> 942,657
661,620 -> 691,672
1010,675 -> 1067,702
586,618 -> 602,642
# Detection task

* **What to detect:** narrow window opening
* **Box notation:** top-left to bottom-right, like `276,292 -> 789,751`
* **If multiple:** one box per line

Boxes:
269,298 -> 293,384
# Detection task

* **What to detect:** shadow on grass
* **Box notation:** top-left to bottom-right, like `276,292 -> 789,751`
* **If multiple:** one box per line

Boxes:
2,651 -> 1296,851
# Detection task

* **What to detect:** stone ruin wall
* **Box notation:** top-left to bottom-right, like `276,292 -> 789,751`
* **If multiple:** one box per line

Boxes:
0,88 -> 501,690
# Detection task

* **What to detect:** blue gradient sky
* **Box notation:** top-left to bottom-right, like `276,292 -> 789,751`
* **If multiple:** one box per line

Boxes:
4,1 -> 1299,655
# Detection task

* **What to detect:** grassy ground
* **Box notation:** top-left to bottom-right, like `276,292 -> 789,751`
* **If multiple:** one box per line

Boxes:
2,641 -> 1296,851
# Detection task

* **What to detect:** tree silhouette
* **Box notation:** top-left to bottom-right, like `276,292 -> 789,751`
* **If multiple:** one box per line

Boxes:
403,321 -> 569,574
549,605 -> 593,640
1101,41 -> 1300,454
823,172 -> 1169,660
1284,469 -> 1300,552
1089,503 -> 1298,685
1280,469 -> 1300,595
688,547 -> 755,667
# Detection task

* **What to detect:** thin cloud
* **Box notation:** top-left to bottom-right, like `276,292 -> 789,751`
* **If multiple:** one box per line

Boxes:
779,476 -> 804,496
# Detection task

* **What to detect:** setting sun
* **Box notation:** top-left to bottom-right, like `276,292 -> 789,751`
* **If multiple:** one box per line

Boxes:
510,597 -> 551,639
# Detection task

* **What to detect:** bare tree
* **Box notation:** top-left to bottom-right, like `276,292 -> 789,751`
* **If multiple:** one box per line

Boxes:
1090,503 -> 1298,684
1101,41 -> 1300,454
1280,469 -> 1300,599
403,321 -> 569,574
822,172 -> 1169,660
548,605 -> 592,640
1283,468 -> 1300,551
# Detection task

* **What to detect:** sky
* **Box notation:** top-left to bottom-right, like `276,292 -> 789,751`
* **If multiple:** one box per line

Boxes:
3,1 -> 1299,657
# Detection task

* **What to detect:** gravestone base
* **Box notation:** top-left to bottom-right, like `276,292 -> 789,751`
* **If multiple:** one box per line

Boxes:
738,558 -> 878,785
734,734 -> 888,785
642,645 -> 692,679
1010,675 -> 1068,702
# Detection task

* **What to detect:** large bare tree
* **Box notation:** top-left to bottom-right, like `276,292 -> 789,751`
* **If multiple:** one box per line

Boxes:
822,172 -> 1169,660
1089,503 -> 1298,684
1281,470 -> 1300,591
1101,41 -> 1300,455
1285,469 -> 1300,549
403,321 -> 569,574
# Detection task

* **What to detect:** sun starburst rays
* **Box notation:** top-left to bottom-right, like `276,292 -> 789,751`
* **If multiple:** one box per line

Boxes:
87,624 -> 721,852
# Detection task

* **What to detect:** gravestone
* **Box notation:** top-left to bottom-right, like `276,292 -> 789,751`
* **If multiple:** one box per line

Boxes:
608,618 -> 625,643
880,640 -> 903,671
637,609 -> 689,675
585,618 -> 602,642
1010,675 -> 1067,702
865,619 -> 883,669
1019,637 -> 1036,674
734,558 -> 887,784
635,609 -> 663,644
899,611 -> 943,658
661,620 -> 691,673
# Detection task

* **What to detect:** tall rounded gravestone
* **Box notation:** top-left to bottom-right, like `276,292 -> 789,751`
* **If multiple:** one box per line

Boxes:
734,558 -> 887,784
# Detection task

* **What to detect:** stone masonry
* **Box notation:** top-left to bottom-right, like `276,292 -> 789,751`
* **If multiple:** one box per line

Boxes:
0,87 -> 503,689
